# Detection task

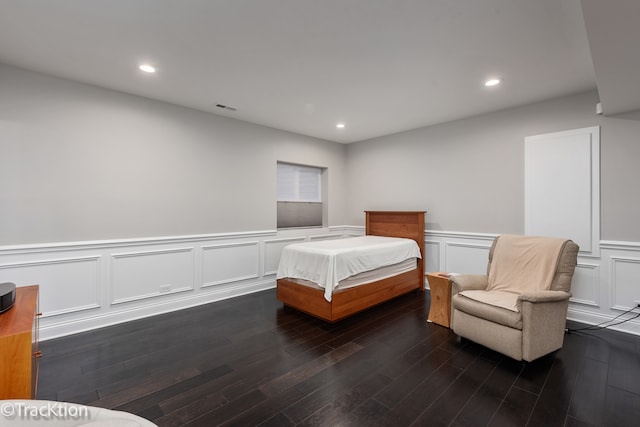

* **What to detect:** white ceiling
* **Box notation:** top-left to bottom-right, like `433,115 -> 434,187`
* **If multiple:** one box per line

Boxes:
0,0 -> 636,143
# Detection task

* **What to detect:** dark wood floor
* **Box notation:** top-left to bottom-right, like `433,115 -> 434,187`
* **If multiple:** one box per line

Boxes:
37,289 -> 640,426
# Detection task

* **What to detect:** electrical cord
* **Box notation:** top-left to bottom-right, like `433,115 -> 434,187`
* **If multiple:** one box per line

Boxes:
565,305 -> 640,333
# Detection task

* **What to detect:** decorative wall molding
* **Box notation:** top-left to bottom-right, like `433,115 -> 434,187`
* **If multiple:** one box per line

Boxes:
330,225 -> 363,235
601,240 -> 640,251
201,241 -> 260,288
309,233 -> 345,241
1,227 -> 639,340
425,231 -> 494,277
0,230 -> 277,255
111,247 -> 196,305
0,255 -> 102,318
570,262 -> 600,307
424,240 -> 441,274
425,230 -> 498,241
0,230 -> 291,340
263,237 -> 306,276
424,230 -> 640,336
609,256 -> 640,311
443,241 -> 493,275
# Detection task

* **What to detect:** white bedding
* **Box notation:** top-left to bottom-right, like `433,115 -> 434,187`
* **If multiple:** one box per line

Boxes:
286,258 -> 417,292
276,235 -> 421,302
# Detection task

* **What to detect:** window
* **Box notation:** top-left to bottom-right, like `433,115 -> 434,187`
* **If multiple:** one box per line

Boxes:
277,162 -> 324,228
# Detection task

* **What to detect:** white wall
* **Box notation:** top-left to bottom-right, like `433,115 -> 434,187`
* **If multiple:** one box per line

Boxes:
3,63 -> 640,339
0,63 -> 352,339
346,91 -> 640,335
345,90 -> 640,242
0,63 -> 348,245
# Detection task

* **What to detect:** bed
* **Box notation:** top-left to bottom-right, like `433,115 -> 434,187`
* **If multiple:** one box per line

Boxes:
276,211 -> 425,322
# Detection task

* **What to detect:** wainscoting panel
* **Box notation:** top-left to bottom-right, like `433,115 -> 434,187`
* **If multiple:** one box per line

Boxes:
424,240 -> 441,275
424,233 -> 640,336
1,229 -> 640,340
0,256 -> 101,317
570,262 -> 600,307
609,256 -> 640,311
201,241 -> 260,288
440,235 -> 495,274
444,242 -> 491,275
263,237 -> 306,276
424,231 -> 495,288
110,247 -> 195,305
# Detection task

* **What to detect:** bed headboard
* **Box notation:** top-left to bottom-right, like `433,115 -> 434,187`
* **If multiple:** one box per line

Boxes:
365,211 -> 426,280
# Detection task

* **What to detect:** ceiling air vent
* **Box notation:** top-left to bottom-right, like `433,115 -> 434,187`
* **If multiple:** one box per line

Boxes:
215,103 -> 237,112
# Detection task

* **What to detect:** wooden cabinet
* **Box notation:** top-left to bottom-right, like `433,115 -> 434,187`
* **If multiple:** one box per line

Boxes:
0,285 -> 41,399
426,273 -> 452,328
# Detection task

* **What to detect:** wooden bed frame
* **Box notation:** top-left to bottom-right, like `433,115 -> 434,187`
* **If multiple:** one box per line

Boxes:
276,211 -> 425,322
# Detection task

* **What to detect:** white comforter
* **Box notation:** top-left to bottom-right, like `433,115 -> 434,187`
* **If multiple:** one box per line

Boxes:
276,235 -> 421,302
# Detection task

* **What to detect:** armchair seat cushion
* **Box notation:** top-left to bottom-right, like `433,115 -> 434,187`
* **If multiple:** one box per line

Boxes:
459,289 -> 520,311
453,291 -> 522,329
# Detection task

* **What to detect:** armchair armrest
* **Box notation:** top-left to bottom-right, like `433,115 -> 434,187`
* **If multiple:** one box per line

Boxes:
518,290 -> 571,303
520,290 -> 572,361
450,274 -> 488,296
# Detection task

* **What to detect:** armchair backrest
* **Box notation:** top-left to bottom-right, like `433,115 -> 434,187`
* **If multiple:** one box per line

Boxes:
549,240 -> 580,292
486,235 -> 579,293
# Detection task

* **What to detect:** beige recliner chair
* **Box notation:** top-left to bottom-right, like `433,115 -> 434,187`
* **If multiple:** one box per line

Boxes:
451,234 -> 579,362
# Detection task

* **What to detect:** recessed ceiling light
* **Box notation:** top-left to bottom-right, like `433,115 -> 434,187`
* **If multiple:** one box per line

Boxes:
336,122 -> 345,129
139,64 -> 156,73
484,78 -> 502,87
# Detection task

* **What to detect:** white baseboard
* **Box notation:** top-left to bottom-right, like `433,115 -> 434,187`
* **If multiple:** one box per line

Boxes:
40,279 -> 276,340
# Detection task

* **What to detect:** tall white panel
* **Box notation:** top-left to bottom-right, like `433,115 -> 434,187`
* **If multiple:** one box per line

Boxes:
525,126 -> 600,256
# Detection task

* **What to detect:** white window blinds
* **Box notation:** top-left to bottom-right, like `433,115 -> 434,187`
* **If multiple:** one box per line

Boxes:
277,163 -> 322,202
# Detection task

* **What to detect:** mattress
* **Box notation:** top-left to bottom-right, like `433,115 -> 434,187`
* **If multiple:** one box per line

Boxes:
276,235 -> 421,301
285,257 -> 417,293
